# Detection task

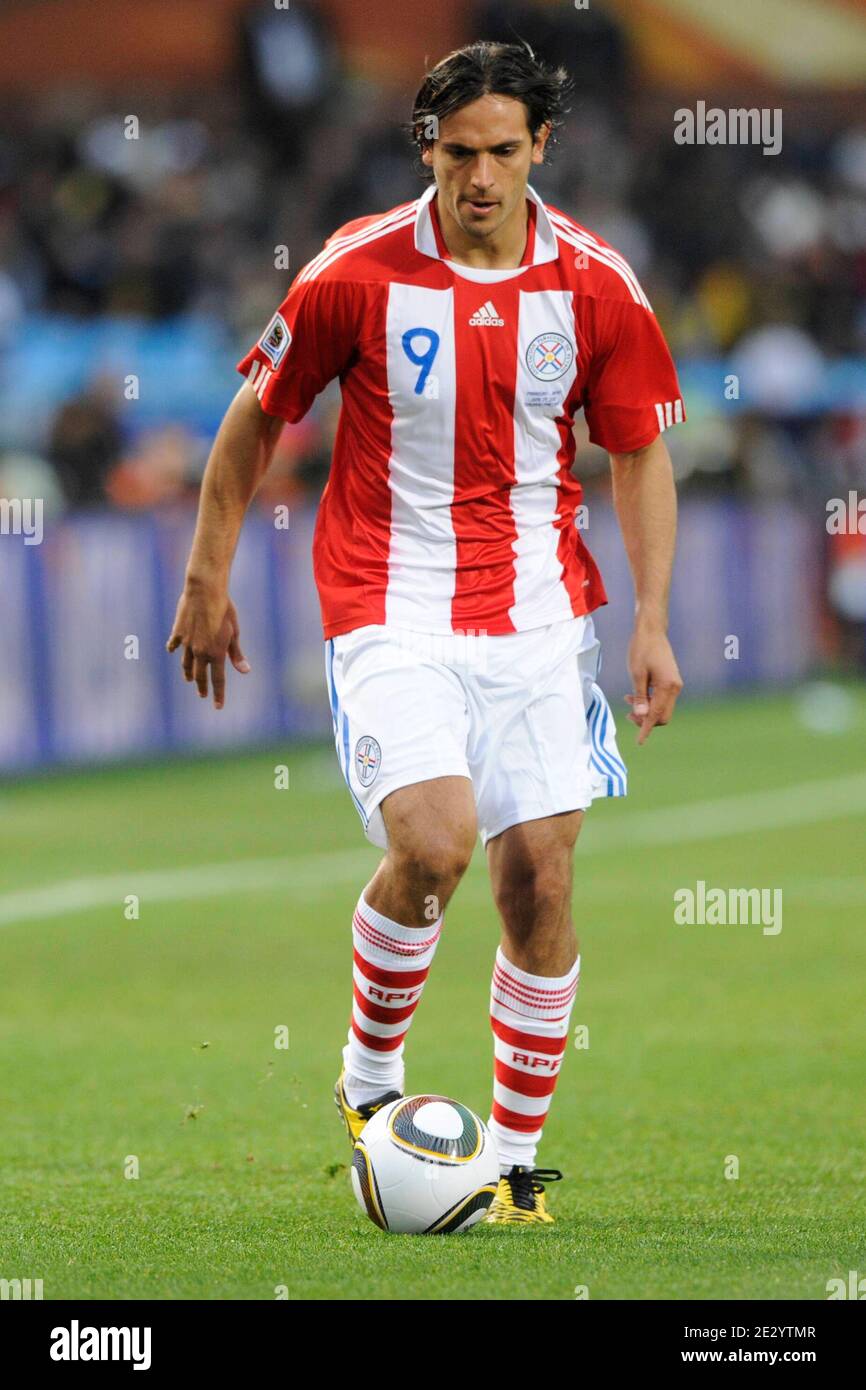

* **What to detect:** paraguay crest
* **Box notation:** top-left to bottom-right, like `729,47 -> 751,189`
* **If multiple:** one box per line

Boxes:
355,735 -> 381,787
526,331 -> 575,381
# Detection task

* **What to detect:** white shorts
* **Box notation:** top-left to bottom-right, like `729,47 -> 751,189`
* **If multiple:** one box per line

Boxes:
324,614 -> 627,850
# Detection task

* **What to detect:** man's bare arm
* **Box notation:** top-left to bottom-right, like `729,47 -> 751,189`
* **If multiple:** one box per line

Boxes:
609,433 -> 683,744
166,382 -> 284,709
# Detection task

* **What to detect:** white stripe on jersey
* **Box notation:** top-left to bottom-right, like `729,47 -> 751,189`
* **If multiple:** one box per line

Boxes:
547,211 -> 652,310
654,399 -> 685,432
547,208 -> 652,304
247,360 -> 271,399
299,206 -> 418,284
553,225 -> 649,309
384,282 -> 458,630
299,199 -> 418,281
510,288 -> 580,628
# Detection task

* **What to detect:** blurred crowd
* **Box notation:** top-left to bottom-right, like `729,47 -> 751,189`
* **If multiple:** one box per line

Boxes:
0,0 -> 864,538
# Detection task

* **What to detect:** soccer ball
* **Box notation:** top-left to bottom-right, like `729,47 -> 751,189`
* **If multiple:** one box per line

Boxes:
351,1095 -> 499,1234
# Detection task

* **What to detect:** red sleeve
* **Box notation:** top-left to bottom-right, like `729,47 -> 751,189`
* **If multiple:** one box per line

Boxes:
236,273 -> 358,423
583,298 -> 686,454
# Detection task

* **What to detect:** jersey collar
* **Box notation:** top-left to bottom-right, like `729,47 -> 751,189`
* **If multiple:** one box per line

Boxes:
414,182 -> 559,268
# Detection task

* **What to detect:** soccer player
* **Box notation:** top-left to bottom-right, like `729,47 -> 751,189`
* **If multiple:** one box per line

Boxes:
167,42 -> 685,1225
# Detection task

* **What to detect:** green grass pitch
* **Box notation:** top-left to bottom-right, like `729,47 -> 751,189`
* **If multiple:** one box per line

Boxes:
1,688 -> 864,1300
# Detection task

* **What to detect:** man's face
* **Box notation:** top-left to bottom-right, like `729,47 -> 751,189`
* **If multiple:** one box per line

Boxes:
421,93 -> 550,240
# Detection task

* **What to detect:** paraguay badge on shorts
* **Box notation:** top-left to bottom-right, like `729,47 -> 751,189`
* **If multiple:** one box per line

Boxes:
355,735 -> 381,787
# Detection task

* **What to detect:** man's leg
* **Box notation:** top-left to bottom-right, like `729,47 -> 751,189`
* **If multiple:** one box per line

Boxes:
339,775 -> 476,1119
483,810 -> 583,1217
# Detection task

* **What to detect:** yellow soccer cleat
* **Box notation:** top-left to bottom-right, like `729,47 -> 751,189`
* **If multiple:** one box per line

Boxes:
484,1166 -> 563,1225
333,1071 -> 402,1148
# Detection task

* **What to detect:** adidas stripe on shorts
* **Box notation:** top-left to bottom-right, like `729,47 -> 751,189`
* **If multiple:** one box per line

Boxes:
324,614 -> 627,849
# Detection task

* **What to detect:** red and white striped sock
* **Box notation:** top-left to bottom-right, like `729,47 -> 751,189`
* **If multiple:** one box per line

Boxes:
488,946 -> 580,1172
342,892 -> 442,1106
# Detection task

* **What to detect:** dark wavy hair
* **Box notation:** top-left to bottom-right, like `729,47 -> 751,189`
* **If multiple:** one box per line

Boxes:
408,41 -> 573,177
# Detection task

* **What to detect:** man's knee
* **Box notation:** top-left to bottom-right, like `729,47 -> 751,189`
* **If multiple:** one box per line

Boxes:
489,814 -> 582,930
382,780 -> 477,898
394,826 -> 475,894
493,855 -> 571,930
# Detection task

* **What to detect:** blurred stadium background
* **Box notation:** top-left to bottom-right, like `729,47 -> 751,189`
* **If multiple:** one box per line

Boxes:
2,0 -> 866,1303
0,0 -> 865,772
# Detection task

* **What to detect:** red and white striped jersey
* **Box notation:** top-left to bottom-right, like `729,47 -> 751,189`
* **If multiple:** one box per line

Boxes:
237,183 -> 686,638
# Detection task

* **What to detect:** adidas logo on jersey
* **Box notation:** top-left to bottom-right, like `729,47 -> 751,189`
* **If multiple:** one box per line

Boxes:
469,300 -> 505,327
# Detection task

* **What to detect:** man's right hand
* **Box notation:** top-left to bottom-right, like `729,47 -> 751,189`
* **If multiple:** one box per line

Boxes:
166,583 -> 250,710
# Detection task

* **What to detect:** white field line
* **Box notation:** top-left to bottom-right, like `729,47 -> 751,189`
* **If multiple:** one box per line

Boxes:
1,772 -> 865,929
580,770 -> 866,848
0,850 -> 377,928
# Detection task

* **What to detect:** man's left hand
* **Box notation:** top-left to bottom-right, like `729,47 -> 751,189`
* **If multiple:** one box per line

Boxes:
625,626 -> 683,745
